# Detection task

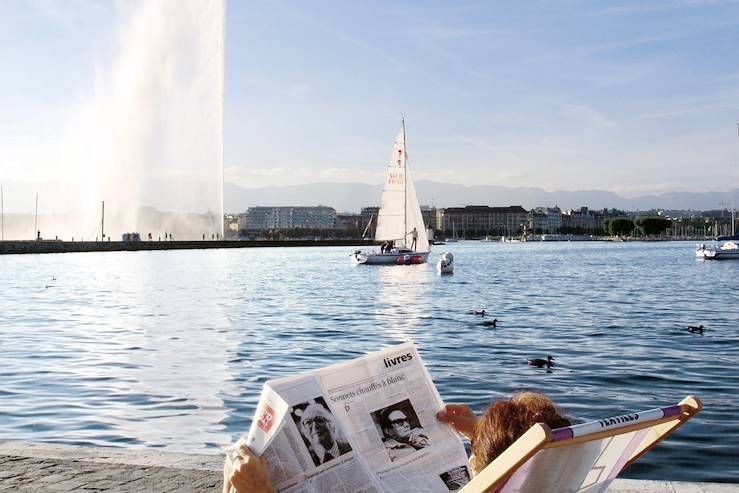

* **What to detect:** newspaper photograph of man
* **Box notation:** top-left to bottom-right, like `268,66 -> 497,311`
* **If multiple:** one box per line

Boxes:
371,398 -> 430,462
439,465 -> 471,491
291,397 -> 352,467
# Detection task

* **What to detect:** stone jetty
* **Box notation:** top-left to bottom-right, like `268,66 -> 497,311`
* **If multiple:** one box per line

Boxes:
1,441 -> 737,492
0,239 -> 373,255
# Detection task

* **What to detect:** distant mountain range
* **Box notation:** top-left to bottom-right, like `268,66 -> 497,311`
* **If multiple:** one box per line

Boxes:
225,181 -> 738,214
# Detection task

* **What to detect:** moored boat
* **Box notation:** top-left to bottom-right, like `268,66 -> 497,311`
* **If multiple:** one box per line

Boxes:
696,241 -> 739,260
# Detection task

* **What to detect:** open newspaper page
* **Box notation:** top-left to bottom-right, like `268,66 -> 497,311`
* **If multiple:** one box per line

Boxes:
315,342 -> 471,492
243,342 -> 471,493
245,373 -> 383,493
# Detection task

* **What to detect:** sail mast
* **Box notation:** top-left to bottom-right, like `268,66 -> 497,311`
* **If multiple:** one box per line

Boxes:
735,123 -> 738,236
402,116 -> 407,247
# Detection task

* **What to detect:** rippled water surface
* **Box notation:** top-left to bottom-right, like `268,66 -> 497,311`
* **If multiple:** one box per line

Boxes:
1,241 -> 737,482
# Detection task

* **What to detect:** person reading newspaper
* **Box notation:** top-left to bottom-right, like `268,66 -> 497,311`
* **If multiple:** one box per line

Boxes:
224,392 -> 570,492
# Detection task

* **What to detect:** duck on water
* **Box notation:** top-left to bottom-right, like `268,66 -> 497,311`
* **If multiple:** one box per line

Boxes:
528,355 -> 555,368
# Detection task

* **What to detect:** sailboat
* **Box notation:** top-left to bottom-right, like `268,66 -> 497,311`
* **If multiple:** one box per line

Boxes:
696,124 -> 739,259
352,119 -> 430,265
446,222 -> 459,242
697,206 -> 739,259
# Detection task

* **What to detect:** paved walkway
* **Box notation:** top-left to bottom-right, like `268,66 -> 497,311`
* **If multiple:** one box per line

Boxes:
0,441 -> 222,492
1,441 -> 737,492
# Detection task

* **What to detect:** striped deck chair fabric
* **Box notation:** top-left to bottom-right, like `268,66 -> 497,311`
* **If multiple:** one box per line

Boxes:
460,396 -> 702,493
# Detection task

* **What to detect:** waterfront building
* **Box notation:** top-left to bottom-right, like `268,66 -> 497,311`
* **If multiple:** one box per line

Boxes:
562,207 -> 603,232
529,206 -> 562,233
335,213 -> 361,231
438,205 -> 528,237
421,206 -> 437,231
243,206 -> 336,230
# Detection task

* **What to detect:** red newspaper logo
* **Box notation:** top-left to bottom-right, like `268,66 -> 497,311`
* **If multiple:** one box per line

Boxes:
258,405 -> 275,433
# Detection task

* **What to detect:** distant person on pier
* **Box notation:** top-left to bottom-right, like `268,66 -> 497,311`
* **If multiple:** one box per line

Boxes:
223,392 -> 569,492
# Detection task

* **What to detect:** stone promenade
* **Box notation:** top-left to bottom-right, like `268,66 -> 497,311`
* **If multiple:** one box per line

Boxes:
1,441 -> 737,492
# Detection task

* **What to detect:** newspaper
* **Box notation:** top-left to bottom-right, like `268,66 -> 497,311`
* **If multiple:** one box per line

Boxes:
239,342 -> 472,493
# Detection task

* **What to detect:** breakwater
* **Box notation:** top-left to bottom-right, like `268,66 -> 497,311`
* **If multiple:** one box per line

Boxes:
0,239 -> 374,255
1,441 -> 736,493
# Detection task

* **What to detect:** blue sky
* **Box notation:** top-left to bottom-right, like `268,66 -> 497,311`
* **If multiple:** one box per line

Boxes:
2,0 -> 739,199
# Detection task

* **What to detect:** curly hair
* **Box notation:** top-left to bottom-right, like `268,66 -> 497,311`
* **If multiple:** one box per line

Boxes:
470,392 -> 571,474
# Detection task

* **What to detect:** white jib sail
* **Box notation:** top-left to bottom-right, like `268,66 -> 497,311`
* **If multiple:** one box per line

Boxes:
374,122 -> 429,251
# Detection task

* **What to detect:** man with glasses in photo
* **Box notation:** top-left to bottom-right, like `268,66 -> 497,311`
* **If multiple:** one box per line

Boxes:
380,406 -> 430,461
298,401 -> 352,466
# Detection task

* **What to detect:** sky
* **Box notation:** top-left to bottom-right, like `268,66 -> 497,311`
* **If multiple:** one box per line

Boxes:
2,0 -> 739,206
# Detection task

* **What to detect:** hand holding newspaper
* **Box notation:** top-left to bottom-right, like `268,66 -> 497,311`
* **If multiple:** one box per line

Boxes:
235,342 -> 472,493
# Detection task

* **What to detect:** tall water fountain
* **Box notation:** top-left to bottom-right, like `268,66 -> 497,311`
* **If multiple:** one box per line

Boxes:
17,0 -> 225,241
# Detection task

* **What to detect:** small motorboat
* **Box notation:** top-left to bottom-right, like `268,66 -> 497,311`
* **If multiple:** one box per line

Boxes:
696,241 -> 739,260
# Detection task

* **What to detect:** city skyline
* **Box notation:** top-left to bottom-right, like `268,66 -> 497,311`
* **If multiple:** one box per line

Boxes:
1,0 -> 739,213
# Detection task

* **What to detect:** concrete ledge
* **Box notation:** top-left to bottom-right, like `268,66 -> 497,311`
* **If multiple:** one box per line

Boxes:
0,239 -> 374,255
1,441 -> 737,492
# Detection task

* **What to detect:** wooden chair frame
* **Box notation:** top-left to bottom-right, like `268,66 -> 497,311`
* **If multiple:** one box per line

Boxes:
460,396 -> 702,493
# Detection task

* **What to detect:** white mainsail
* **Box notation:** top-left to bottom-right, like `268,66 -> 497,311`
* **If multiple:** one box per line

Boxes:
374,120 -> 429,251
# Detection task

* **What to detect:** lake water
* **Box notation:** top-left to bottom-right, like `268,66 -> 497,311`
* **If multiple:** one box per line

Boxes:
1,241 -> 737,482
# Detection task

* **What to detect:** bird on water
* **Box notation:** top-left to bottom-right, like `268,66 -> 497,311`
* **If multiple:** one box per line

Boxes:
471,309 -> 486,317
688,325 -> 705,334
528,355 -> 555,368
481,318 -> 498,328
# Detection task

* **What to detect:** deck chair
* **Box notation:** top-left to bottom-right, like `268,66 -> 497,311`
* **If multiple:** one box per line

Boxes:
460,395 -> 702,493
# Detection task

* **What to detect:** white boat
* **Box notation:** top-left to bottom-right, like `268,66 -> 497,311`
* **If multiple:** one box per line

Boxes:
696,127 -> 738,260
696,241 -> 739,260
353,119 -> 430,265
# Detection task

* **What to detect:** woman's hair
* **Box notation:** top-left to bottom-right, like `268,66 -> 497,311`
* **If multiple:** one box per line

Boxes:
470,392 -> 571,474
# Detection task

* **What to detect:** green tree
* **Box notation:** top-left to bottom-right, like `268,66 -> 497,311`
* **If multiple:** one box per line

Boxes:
608,217 -> 634,236
636,217 -> 672,236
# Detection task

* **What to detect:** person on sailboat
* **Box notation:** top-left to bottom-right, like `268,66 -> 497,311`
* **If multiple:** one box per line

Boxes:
410,227 -> 418,251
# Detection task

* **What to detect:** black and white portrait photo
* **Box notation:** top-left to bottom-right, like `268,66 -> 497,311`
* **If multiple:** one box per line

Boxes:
291,397 -> 352,467
371,398 -> 430,462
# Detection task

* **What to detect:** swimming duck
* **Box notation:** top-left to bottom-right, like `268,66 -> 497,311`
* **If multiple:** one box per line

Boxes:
687,325 -> 705,334
528,355 -> 554,368
471,309 -> 486,317
481,318 -> 498,328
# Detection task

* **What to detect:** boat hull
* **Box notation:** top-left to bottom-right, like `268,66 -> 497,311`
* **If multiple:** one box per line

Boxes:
697,250 -> 739,260
353,250 -> 430,265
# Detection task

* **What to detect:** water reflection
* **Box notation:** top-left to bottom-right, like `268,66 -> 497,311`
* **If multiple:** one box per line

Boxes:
376,263 -> 433,338
0,242 -> 737,482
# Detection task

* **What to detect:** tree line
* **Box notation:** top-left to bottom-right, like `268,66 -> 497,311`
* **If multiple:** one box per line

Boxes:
604,217 -> 672,237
